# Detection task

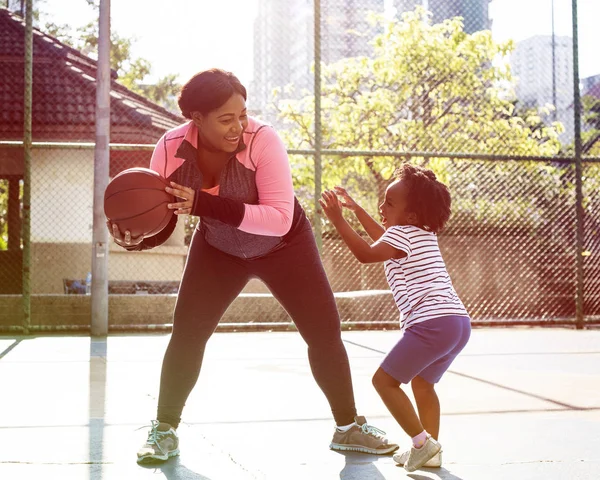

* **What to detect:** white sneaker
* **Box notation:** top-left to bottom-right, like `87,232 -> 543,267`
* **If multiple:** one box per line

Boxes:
403,436 -> 442,472
330,416 -> 399,455
394,448 -> 442,467
137,420 -> 180,464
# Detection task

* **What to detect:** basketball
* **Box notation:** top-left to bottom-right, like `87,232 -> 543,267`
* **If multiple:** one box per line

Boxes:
104,168 -> 175,238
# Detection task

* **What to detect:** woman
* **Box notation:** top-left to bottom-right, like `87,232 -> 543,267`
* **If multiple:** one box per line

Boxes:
107,69 -> 398,463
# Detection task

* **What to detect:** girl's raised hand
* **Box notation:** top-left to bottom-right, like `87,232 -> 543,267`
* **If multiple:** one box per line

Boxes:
333,186 -> 359,212
319,190 -> 344,224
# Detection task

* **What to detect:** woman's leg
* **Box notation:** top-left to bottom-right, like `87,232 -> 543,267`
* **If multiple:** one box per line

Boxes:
157,233 -> 250,428
253,227 -> 357,426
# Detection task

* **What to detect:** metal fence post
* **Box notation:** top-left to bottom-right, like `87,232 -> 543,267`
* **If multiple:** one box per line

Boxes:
572,0 -> 584,329
314,0 -> 323,252
91,0 -> 111,336
21,0 -> 33,335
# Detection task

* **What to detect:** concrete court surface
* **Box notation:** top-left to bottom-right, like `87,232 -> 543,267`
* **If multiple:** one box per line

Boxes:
0,328 -> 599,480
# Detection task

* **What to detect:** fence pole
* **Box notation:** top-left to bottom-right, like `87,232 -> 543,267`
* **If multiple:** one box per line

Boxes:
551,0 -> 557,121
91,0 -> 111,336
571,0 -> 584,329
313,0 -> 322,252
21,0 -> 33,335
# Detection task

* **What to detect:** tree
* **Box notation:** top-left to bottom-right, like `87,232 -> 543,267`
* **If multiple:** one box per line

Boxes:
40,1 -> 180,112
1,1 -> 181,247
276,8 -> 563,224
581,95 -> 600,156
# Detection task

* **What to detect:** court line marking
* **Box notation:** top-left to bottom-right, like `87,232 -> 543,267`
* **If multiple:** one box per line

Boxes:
342,339 -> 589,411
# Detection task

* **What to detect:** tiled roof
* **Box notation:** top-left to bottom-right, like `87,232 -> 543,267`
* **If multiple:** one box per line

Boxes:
0,8 -> 184,143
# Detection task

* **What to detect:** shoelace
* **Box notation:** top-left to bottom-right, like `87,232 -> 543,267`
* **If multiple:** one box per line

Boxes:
360,423 -> 387,439
137,420 -> 170,453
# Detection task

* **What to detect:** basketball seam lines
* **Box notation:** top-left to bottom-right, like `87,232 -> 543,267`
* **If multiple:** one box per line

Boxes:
148,207 -> 175,237
105,187 -> 170,202
107,202 -> 172,222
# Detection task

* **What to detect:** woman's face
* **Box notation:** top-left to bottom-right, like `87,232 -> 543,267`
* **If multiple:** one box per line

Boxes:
193,93 -> 248,153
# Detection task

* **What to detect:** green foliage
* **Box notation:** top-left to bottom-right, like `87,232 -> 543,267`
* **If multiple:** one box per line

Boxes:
0,180 -> 8,251
582,95 -> 600,155
276,8 -> 564,230
136,74 -> 181,113
38,2 -> 180,112
560,95 -> 600,156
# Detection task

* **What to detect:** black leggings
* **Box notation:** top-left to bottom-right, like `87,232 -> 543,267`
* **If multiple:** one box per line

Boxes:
156,224 -> 357,428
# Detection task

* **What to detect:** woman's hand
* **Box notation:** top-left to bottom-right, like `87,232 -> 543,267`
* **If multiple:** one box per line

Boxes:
166,182 -> 196,215
106,221 -> 144,247
319,190 -> 345,225
333,186 -> 360,212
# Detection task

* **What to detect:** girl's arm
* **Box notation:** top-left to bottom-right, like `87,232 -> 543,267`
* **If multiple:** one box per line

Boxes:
330,217 -> 405,264
320,190 -> 405,264
334,186 -> 385,242
353,206 -> 385,242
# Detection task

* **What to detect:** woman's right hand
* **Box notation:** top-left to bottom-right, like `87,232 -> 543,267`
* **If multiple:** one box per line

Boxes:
333,186 -> 360,212
106,220 -> 144,247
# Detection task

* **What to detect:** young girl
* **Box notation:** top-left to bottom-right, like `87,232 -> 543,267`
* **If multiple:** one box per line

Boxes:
319,164 -> 471,472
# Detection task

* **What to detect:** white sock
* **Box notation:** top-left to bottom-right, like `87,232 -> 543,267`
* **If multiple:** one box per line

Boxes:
336,422 -> 356,432
412,430 -> 428,448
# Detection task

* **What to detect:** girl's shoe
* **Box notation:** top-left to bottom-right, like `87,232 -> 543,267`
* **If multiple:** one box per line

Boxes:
403,435 -> 442,472
393,448 -> 442,467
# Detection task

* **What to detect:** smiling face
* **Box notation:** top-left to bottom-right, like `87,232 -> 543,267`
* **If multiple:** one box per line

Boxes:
379,179 -> 417,228
192,93 -> 248,153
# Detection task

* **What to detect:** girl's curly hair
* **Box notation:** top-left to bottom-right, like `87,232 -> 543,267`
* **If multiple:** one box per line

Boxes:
397,164 -> 451,234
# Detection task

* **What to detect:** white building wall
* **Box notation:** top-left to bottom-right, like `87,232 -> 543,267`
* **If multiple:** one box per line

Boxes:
29,149 -> 187,293
31,149 -> 94,243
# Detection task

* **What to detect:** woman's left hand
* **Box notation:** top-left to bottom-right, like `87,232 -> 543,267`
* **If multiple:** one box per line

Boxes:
319,190 -> 344,224
166,182 -> 196,215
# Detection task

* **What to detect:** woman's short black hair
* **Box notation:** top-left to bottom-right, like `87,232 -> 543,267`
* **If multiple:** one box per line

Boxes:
398,163 -> 451,234
178,68 -> 247,119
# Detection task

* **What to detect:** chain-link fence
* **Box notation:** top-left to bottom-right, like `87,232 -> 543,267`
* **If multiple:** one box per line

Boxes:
1,0 -> 599,331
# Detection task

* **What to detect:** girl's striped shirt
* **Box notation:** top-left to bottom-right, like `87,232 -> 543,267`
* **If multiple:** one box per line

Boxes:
375,225 -> 469,330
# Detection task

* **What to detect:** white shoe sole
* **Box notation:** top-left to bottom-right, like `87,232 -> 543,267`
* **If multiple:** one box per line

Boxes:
404,444 -> 442,472
394,451 -> 442,468
137,448 -> 180,464
330,442 -> 399,455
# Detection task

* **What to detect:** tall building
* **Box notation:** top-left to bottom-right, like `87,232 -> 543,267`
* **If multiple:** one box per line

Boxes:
289,0 -> 315,102
395,0 -> 491,34
511,35 -> 574,141
251,0 -> 384,118
321,0 -> 384,64
582,74 -> 600,95
250,0 -> 294,115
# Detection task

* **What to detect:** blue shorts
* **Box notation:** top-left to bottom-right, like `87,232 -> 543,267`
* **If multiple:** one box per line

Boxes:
380,315 -> 471,384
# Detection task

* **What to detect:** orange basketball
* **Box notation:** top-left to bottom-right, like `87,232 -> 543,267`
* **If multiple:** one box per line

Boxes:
104,168 -> 175,238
